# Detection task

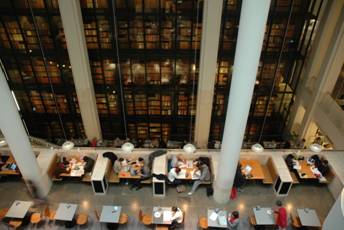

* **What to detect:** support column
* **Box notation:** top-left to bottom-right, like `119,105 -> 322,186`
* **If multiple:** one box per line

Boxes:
0,68 -> 51,196
194,0 -> 223,148
214,0 -> 271,203
58,0 -> 102,141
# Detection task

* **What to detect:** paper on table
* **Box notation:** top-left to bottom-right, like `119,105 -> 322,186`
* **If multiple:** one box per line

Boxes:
209,211 -> 218,221
178,169 -> 187,178
163,211 -> 172,222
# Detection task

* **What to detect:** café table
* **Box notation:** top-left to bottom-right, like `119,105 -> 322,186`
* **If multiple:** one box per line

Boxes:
297,208 -> 321,227
253,207 -> 275,225
99,205 -> 122,223
55,203 -> 78,221
5,200 -> 33,219
240,159 -> 265,180
296,160 -> 317,179
152,207 -> 172,225
208,209 -> 228,228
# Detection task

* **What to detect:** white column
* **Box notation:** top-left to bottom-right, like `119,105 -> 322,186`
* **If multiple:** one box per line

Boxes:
58,0 -> 102,141
323,189 -> 344,230
194,0 -> 223,148
213,0 -> 271,203
0,68 -> 51,196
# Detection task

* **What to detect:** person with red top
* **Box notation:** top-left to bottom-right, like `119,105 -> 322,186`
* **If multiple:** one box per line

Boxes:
228,211 -> 240,230
274,200 -> 287,230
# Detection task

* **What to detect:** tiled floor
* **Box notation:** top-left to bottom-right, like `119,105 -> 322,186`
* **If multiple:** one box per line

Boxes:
0,180 -> 334,229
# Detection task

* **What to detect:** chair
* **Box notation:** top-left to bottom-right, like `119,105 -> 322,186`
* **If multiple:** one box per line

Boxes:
138,209 -> 152,225
76,213 -> 88,226
30,212 -> 41,227
119,213 -> 129,224
291,213 -> 301,229
0,208 -> 9,221
249,215 -> 257,226
44,207 -> 56,222
8,220 -> 22,229
198,216 -> 208,229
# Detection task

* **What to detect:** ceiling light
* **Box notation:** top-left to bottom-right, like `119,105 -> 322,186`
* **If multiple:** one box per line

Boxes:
121,142 -> 134,153
62,141 -> 74,151
309,143 -> 322,153
251,143 -> 264,153
183,143 -> 196,154
0,139 -> 7,147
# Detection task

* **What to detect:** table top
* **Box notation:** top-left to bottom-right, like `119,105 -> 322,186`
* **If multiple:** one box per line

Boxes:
55,203 -> 78,221
207,209 -> 228,228
240,159 -> 265,180
297,160 -> 317,179
253,207 -> 275,225
5,200 -> 33,219
99,206 -> 122,223
152,207 -> 172,225
297,208 -> 321,227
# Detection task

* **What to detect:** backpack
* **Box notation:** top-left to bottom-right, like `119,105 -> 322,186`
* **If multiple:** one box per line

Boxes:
206,186 -> 214,197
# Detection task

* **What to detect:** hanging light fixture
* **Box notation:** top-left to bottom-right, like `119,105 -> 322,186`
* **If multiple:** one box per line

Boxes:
0,138 -> 7,147
251,143 -> 264,153
309,143 -> 322,153
112,0 -> 134,151
121,142 -> 135,153
28,1 -> 74,151
183,0 -> 201,154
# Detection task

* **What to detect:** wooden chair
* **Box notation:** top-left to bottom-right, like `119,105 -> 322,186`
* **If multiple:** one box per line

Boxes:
8,220 -> 22,229
76,213 -> 88,226
30,212 -> 41,227
198,216 -> 208,229
0,208 -> 9,221
138,209 -> 152,225
249,215 -> 257,226
44,207 -> 56,222
94,209 -> 100,221
291,213 -> 302,229
119,213 -> 129,224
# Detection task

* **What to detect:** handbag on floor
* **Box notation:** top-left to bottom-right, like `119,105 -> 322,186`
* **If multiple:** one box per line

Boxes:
176,185 -> 186,193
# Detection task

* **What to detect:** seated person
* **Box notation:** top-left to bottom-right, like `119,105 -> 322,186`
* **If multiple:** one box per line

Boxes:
285,154 -> 296,171
83,156 -> 95,173
188,162 -> 211,195
228,211 -> 240,230
318,160 -> 329,176
170,154 -> 186,168
192,164 -> 201,179
167,167 -> 182,185
170,206 -> 183,229
54,157 -> 70,178
113,158 -> 128,173
130,164 -> 152,190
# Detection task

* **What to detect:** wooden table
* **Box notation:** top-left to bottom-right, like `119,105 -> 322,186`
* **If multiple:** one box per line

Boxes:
55,203 -> 78,221
207,209 -> 228,228
296,160 -> 317,179
60,161 -> 85,178
253,207 -> 275,226
0,155 -> 20,176
240,159 -> 265,180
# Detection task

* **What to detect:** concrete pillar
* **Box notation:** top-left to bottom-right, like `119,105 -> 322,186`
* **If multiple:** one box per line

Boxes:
323,188 -> 344,230
286,0 -> 343,138
213,0 -> 271,203
194,0 -> 223,148
58,0 -> 102,141
0,68 -> 51,196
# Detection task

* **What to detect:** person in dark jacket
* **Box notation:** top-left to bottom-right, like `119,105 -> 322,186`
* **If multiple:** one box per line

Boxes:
233,164 -> 246,191
83,156 -> 95,173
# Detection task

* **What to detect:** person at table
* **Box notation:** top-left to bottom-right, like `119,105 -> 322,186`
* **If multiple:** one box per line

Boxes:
130,163 -> 152,190
54,157 -> 70,178
228,211 -> 240,230
167,167 -> 182,185
170,154 -> 186,168
317,159 -> 330,176
169,206 -> 183,229
274,200 -> 287,230
83,156 -> 95,173
113,158 -> 128,173
188,162 -> 211,195
233,164 -> 246,192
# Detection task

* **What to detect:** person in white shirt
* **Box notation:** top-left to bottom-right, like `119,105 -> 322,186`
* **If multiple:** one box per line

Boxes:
170,206 -> 183,229
167,167 -> 182,185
